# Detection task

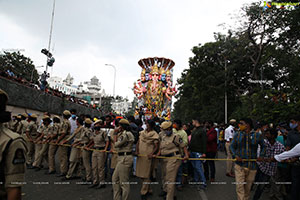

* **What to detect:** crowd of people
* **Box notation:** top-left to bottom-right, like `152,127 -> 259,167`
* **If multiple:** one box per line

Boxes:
0,69 -> 97,110
1,88 -> 300,200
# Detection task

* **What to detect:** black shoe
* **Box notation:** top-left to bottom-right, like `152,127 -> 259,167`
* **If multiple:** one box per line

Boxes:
89,184 -> 98,189
45,171 -> 56,175
97,184 -> 106,189
56,173 -> 66,177
141,194 -> 147,200
61,177 -> 71,181
158,191 -> 167,197
26,164 -> 34,169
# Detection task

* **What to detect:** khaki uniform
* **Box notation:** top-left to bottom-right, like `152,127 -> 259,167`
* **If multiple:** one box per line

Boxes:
109,129 -> 118,170
0,123 -> 27,199
33,124 -> 51,167
112,130 -> 134,200
25,121 -> 38,165
136,130 -> 159,195
48,123 -> 60,172
91,129 -> 109,185
57,119 -> 71,174
81,127 -> 92,181
159,131 -> 185,200
8,120 -> 19,133
66,126 -> 84,178
16,120 -> 28,135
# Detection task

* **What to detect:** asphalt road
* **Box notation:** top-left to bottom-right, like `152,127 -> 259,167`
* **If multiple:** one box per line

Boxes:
22,152 -> 272,200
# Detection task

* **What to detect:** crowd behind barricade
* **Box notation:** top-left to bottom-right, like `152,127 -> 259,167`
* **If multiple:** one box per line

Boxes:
2,104 -> 300,200
0,69 -> 98,110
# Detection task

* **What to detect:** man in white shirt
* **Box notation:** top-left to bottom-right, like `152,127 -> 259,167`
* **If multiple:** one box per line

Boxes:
273,143 -> 300,162
225,119 -> 236,177
69,109 -> 77,135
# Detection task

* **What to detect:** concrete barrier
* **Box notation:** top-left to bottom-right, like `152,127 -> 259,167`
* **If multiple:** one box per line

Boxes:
0,76 -> 101,117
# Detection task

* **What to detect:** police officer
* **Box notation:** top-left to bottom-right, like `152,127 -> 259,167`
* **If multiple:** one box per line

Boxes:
87,119 -> 109,188
16,113 -> 28,135
112,119 -> 135,200
56,110 -> 71,177
136,119 -> 159,200
46,115 -> 61,174
80,118 -> 93,182
156,121 -> 188,200
25,114 -> 38,168
32,116 -> 51,171
62,117 -> 85,180
0,89 -> 27,199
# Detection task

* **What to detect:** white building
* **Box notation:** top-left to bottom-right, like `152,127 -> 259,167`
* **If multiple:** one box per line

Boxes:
112,99 -> 132,115
48,75 -> 77,95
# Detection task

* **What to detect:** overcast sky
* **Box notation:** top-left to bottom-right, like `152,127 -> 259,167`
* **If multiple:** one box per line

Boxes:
0,0 -> 256,100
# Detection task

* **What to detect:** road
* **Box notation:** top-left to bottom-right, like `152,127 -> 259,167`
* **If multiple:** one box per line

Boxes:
22,152 -> 272,200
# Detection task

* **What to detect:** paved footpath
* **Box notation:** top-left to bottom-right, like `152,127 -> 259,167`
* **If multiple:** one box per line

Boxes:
22,152 -> 272,200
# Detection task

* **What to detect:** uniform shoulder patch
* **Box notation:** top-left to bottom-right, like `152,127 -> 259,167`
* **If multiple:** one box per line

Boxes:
119,136 -> 124,142
13,148 -> 25,165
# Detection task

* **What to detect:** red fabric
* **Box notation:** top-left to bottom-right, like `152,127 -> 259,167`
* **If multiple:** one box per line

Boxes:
206,128 -> 218,152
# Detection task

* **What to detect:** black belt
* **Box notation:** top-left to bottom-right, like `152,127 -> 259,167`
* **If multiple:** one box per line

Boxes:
118,152 -> 132,156
95,147 -> 105,150
163,151 -> 180,157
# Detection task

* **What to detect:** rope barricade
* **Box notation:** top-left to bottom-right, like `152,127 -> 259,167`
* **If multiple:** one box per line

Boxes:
30,141 -> 259,162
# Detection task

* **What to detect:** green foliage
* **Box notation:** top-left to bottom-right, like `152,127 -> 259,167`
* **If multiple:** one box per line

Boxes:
173,2 -> 300,124
0,51 -> 39,83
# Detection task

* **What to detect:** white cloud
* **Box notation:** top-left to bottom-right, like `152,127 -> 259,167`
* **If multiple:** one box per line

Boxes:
0,0 -> 256,102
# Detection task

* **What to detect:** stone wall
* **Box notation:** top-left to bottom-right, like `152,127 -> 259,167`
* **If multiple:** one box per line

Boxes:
0,77 -> 101,117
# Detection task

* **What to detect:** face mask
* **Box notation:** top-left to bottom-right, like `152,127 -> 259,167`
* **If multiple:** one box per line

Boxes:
72,114 -> 76,119
155,122 -> 159,126
239,124 -> 246,131
290,122 -> 298,129
165,130 -> 173,136
280,128 -> 285,133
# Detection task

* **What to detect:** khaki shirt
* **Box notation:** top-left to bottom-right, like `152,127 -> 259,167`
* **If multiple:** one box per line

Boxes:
80,127 -> 92,145
114,130 -> 134,153
42,124 -> 51,140
67,126 -> 84,143
92,129 -> 109,148
16,120 -> 28,135
59,119 -> 71,140
26,121 -> 38,139
49,123 -> 61,142
159,131 -> 185,155
0,123 -> 27,198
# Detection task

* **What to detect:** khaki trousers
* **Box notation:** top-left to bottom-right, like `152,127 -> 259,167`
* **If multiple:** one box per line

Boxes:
140,178 -> 152,195
235,164 -> 257,200
160,159 -> 166,192
163,158 -> 181,200
33,144 -> 49,167
34,143 -> 42,163
57,146 -> 68,174
225,142 -> 234,174
66,148 -> 80,178
82,149 -> 92,181
26,140 -> 35,165
112,155 -> 133,200
48,144 -> 58,172
92,151 -> 107,184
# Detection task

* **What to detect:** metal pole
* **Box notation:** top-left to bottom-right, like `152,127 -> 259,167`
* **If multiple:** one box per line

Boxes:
225,59 -> 228,124
46,0 -> 56,73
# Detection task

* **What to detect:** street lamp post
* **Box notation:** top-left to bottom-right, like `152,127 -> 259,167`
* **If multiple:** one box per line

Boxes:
105,64 -> 116,97
46,0 -> 56,73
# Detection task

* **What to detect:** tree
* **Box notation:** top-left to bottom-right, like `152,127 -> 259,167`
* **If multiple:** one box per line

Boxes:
173,2 -> 300,124
0,51 -> 39,83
